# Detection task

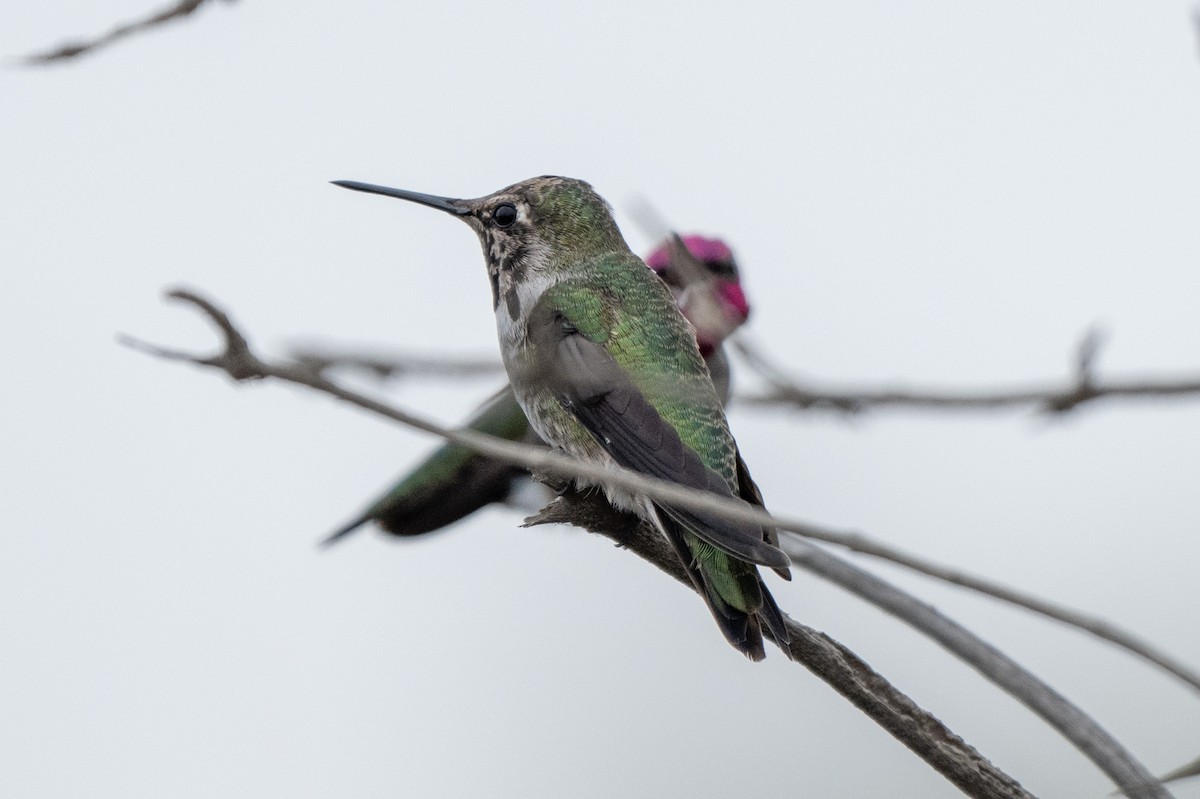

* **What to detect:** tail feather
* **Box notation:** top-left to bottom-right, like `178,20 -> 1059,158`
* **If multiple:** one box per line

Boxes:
648,501 -> 788,661
734,451 -> 792,581
758,582 -> 793,656
320,452 -> 523,547
321,384 -> 535,547
319,513 -> 373,548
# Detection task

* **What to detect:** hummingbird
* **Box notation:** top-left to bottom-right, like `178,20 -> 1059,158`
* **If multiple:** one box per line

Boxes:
645,233 -> 751,403
333,175 -> 791,659
322,233 -> 753,547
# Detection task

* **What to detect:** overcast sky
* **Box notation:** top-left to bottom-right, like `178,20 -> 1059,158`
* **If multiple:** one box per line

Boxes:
5,3 -> 1200,797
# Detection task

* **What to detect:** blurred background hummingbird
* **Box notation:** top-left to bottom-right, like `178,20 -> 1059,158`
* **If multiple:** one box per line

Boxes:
333,175 -> 790,659
323,232 -> 753,545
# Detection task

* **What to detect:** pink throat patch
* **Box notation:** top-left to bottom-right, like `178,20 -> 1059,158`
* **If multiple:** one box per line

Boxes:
718,280 -> 750,322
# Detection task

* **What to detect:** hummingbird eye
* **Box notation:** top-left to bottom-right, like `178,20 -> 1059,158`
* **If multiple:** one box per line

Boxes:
492,203 -> 518,228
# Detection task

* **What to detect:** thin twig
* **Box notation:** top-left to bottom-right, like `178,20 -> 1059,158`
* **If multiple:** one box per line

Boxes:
286,345 -> 503,382
126,287 -> 1181,797
781,539 -> 1171,799
19,0 -> 232,65
731,334 -> 1200,415
1191,5 -> 1200,65
778,527 -> 1200,696
1157,755 -> 1200,787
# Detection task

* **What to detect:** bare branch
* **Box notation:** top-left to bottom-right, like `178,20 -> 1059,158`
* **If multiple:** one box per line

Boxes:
530,493 -> 1170,798
781,527 -> 1200,696
623,194 -> 673,243
286,344 -> 503,382
1113,754 -> 1200,796
1192,5 -> 1200,65
19,0 -> 233,65
526,492 -> 1035,799
732,334 -> 1200,415
126,287 -> 1184,797
779,539 -> 1172,799
1158,755 -> 1200,787
119,289 -> 261,379
1074,325 -> 1106,387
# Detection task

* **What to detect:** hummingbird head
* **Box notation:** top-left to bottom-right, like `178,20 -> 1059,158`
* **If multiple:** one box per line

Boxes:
644,234 -> 750,355
333,176 -> 628,309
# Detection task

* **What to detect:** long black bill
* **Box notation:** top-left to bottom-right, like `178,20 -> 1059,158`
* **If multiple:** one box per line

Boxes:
331,180 -> 470,216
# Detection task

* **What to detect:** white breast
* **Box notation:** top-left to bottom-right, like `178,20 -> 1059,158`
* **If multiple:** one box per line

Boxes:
494,269 -> 559,357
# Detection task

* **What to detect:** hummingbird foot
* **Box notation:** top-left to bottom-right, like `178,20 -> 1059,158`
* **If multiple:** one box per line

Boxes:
523,488 -> 644,550
529,448 -> 575,496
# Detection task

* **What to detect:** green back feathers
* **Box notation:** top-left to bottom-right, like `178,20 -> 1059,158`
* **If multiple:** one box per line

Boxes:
543,253 -> 739,490
371,392 -> 528,510
522,178 -> 628,260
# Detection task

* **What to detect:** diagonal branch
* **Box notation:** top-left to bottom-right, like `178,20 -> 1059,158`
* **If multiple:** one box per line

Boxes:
124,287 -> 1183,798
19,0 -> 233,65
524,493 -> 1034,799
126,287 -> 1033,797
780,526 -> 1200,696
778,538 -> 1172,799
732,333 -> 1200,415
529,495 -> 1171,798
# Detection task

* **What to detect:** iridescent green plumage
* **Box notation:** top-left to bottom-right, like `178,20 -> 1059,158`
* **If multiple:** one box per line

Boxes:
531,254 -> 737,485
322,386 -> 530,545
322,236 -> 748,545
334,175 -> 791,659
515,252 -> 788,656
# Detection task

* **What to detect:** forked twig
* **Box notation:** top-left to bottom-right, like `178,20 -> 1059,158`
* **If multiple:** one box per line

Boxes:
20,0 -> 233,65
732,333 -> 1200,415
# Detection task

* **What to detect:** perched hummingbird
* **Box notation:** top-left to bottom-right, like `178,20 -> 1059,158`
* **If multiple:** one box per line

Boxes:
322,233 -> 752,546
334,175 -> 791,659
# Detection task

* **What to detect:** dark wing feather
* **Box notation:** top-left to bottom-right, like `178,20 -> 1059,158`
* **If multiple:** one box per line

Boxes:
654,505 -> 765,659
550,331 -> 789,570
735,451 -> 792,582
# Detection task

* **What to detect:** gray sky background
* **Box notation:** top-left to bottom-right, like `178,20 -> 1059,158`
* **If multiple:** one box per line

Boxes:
4,3 -> 1200,797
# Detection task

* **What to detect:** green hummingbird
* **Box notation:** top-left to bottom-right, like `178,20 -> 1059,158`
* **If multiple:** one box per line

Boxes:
322,233 -> 753,547
333,176 -> 791,659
